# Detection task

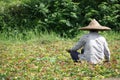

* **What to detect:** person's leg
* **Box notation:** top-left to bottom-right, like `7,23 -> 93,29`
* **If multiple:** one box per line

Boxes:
69,51 -> 80,62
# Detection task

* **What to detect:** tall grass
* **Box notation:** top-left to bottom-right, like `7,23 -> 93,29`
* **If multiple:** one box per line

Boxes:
0,29 -> 119,44
0,30 -> 63,43
100,31 -> 120,43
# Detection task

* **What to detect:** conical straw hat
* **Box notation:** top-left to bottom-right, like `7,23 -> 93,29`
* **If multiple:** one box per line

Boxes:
80,19 -> 111,31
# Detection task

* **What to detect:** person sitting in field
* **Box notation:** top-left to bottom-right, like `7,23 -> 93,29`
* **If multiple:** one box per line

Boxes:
67,19 -> 111,64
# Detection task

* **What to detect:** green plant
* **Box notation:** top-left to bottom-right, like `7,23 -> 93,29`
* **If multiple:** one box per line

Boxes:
0,31 -> 120,80
0,0 -> 120,39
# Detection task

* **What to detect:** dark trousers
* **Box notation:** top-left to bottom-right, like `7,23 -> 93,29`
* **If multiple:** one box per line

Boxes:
69,49 -> 84,62
69,51 -> 80,62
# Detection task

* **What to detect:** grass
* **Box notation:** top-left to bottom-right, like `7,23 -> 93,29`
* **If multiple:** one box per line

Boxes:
0,31 -> 120,80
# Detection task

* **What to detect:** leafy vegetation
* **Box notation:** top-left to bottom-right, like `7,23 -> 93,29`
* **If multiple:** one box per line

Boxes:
0,31 -> 120,80
0,0 -> 120,38
0,0 -> 120,80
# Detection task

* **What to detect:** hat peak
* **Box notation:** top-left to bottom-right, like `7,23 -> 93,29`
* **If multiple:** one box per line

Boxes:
89,19 -> 101,27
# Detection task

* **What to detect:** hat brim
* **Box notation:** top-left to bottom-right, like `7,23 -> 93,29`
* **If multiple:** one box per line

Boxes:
79,26 -> 111,31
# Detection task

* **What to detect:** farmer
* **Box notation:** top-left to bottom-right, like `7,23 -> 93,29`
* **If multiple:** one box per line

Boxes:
67,19 -> 111,64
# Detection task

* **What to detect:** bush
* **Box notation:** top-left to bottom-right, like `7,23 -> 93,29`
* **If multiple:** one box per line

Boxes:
0,0 -> 119,39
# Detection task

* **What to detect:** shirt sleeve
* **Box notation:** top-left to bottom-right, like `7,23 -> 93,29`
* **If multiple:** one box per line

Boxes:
71,35 -> 87,51
104,39 -> 110,61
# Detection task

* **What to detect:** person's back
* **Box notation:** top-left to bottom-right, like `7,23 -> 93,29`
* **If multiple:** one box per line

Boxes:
83,32 -> 110,64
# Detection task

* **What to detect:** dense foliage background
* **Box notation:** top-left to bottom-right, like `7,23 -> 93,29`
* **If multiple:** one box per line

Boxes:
0,0 -> 120,37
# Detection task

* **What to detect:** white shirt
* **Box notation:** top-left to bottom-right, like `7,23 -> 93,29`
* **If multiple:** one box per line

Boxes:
71,32 -> 110,64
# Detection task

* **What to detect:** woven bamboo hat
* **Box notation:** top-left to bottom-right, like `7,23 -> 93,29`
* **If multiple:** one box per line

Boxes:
80,19 -> 111,31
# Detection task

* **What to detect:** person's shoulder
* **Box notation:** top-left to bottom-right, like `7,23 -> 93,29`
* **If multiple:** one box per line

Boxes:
78,34 -> 89,41
84,33 -> 90,36
98,35 -> 106,41
81,34 -> 89,38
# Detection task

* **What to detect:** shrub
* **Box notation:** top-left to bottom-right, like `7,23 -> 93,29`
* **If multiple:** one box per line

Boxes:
0,0 -> 119,39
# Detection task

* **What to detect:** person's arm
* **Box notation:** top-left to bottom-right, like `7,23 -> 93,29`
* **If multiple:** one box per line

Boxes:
70,35 -> 86,51
104,39 -> 110,62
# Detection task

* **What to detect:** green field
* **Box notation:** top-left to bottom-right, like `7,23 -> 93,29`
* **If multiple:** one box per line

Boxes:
0,0 -> 120,79
0,31 -> 120,80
